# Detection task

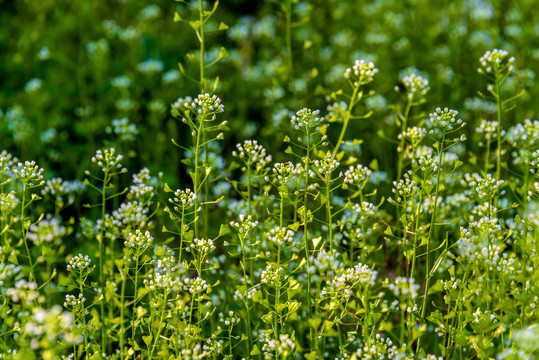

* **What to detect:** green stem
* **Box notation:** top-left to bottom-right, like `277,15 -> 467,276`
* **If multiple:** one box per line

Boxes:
99,172 -> 108,351
21,184 -> 37,284
332,84 -> 360,161
418,132 -> 445,351
148,290 -> 169,360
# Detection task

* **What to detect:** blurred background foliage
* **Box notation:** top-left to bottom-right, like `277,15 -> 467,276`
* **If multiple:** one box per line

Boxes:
0,0 -> 538,185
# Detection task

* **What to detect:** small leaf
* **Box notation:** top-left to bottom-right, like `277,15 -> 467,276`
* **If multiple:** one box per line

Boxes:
142,335 -> 153,347
218,22 -> 229,30
164,183 -> 173,192
250,345 -> 261,356
173,12 -> 182,22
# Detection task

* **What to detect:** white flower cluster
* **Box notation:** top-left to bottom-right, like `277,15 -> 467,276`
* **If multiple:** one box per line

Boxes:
107,117 -> 139,142
27,218 -> 67,246
125,229 -> 153,251
271,162 -> 307,186
189,238 -> 216,255
91,148 -> 126,173
218,311 -> 240,328
427,107 -> 466,132
343,164 -> 371,188
260,331 -> 296,359
313,152 -> 339,176
0,263 -> 22,287
401,72 -> 429,100
388,276 -> 420,299
354,334 -> 399,359
398,126 -> 427,147
112,201 -> 150,228
351,202 -> 377,219
389,172 -> 420,204
344,59 -> 378,87
137,58 -> 164,74
265,227 -> 295,246
476,119 -> 500,143
184,277 -> 209,294
169,188 -> 197,210
232,140 -> 272,170
478,49 -> 515,74
128,168 -> 155,201
326,101 -> 348,123
411,154 -> 440,174
64,293 -> 85,308
0,150 -> 18,172
457,217 -> 504,266
185,93 -> 225,115
230,214 -> 258,237
261,265 -> 287,286
322,263 -> 377,299
463,173 -> 504,199
12,161 -> 45,187
290,108 -> 325,132
67,254 -> 92,272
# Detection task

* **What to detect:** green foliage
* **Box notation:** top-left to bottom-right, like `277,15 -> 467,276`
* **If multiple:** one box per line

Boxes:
1,0 -> 539,359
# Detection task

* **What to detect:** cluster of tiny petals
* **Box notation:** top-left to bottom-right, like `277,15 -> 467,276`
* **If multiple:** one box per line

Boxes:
399,126 -> 426,143
171,96 -> 192,110
67,254 -> 92,271
322,263 -> 377,299
230,214 -> 258,236
290,108 -> 324,131
261,265 -> 288,286
185,93 -> 224,114
0,151 -> 19,172
476,119 -> 499,142
389,172 -> 420,204
271,162 -> 304,183
232,140 -> 272,169
64,293 -> 85,308
125,229 -> 153,250
412,155 -> 440,173
184,277 -> 209,294
401,72 -> 429,99
313,152 -> 339,176
12,161 -> 45,187
170,188 -> 197,208
91,148 -> 126,173
344,59 -> 378,86
428,107 -> 466,131
265,227 -> 295,246
189,238 -> 216,253
478,49 -> 515,74
343,164 -> 371,187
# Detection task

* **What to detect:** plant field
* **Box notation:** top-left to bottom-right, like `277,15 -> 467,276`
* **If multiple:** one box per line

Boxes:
1,0 -> 539,359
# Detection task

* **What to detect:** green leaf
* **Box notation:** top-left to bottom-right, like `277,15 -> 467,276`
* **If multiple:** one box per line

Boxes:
173,12 -> 182,22
218,22 -> 229,31
189,20 -> 201,32
250,345 -> 261,356
142,335 -> 153,347
284,146 -> 293,154
164,183 -> 173,192
308,317 -> 321,330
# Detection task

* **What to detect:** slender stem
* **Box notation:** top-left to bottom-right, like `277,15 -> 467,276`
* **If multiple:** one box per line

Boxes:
120,267 -> 126,358
303,133 -> 314,349
240,235 -> 253,358
495,72 -> 503,185
99,172 -> 108,351
285,0 -> 294,91
332,84 -> 360,161
417,132 -> 445,351
148,290 -> 169,360
21,184 -> 37,284
326,176 -> 333,254
131,255 -> 140,346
